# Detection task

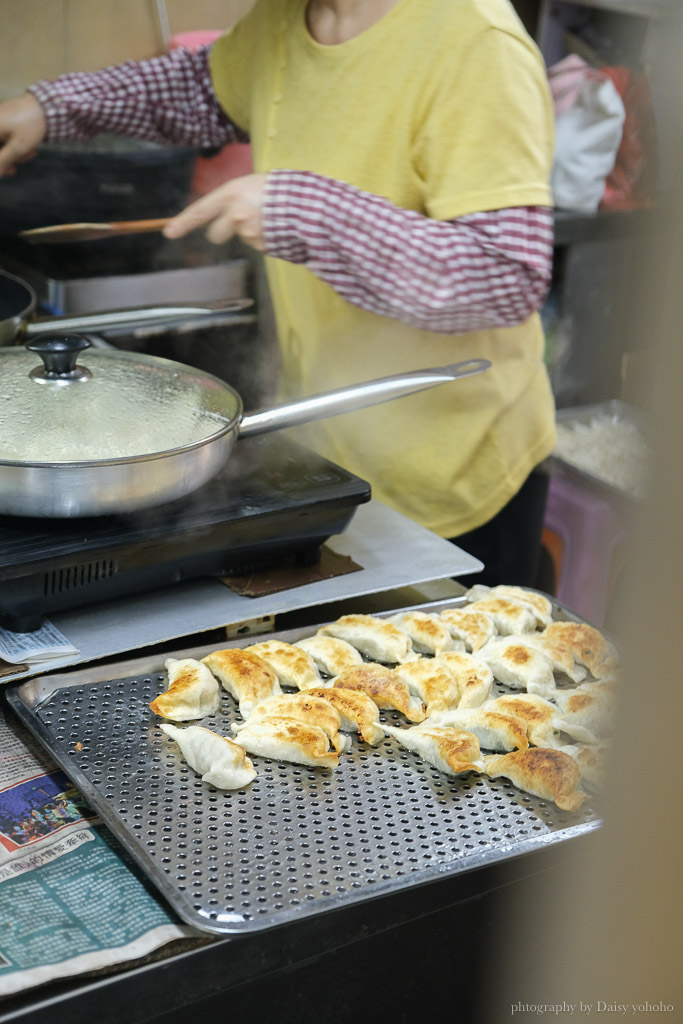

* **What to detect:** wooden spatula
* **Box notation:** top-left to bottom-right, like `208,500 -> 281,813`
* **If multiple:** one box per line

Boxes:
19,217 -> 172,244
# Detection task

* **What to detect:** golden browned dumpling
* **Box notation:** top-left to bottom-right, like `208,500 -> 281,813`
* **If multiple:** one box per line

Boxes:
464,596 -> 537,636
520,632 -> 587,683
562,743 -> 610,791
233,716 -> 339,769
483,694 -> 561,748
424,707 -> 529,752
476,637 -> 556,699
543,621 -> 617,678
245,640 -> 321,690
161,723 -> 257,789
332,663 -> 426,722
387,610 -> 461,655
466,584 -> 553,628
202,648 -> 281,718
484,748 -> 587,812
294,635 -> 363,677
432,651 -> 494,708
553,682 -> 617,742
393,659 -> 462,716
305,686 -> 384,746
381,723 -> 484,776
149,657 -> 221,721
231,692 -> 350,753
439,607 -> 496,652
318,613 -> 416,664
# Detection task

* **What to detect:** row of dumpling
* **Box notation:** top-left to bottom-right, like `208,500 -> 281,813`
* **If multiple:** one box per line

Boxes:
148,586 -> 616,812
148,639 -> 389,790
306,587 -> 618,811
456,583 -> 617,798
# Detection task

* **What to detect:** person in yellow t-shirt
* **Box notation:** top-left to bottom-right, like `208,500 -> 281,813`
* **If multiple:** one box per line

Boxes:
0,0 -> 556,586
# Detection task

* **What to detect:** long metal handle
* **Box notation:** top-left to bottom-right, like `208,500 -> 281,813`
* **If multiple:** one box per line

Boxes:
238,359 -> 491,438
23,299 -> 253,337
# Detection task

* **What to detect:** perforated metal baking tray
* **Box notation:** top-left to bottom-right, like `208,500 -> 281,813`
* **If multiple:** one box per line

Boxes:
7,599 -> 601,935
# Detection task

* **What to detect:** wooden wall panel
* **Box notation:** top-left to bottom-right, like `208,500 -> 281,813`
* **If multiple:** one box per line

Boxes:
0,0 -> 256,99
1,0 -> 67,99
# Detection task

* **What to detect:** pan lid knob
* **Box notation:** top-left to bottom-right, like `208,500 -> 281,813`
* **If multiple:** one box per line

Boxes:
26,335 -> 93,384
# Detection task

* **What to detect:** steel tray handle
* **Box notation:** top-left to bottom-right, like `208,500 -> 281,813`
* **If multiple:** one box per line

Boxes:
238,358 -> 492,438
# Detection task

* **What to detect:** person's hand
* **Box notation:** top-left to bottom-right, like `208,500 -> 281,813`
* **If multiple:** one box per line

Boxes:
0,93 -> 47,177
163,173 -> 268,250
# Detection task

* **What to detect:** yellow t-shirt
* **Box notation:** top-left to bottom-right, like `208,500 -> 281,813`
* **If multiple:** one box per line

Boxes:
210,0 -> 556,537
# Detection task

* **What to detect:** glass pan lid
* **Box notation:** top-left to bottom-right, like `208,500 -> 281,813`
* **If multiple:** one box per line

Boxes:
0,346 -> 241,464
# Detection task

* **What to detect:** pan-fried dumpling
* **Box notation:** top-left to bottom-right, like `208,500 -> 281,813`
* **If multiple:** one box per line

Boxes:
438,607 -> 496,652
304,686 -> 384,746
332,664 -> 426,722
245,640 -> 321,690
466,585 -> 553,628
432,652 -> 494,709
543,621 -> 618,678
464,596 -> 537,636
519,633 -> 587,684
476,637 -> 556,699
231,692 -> 350,753
424,707 -> 529,752
483,694 -> 562,748
485,691 -> 591,747
161,723 -> 257,789
202,648 -> 281,718
393,659 -> 462,716
552,683 -> 617,741
233,716 -> 339,769
149,657 -> 221,721
386,610 -> 461,655
318,614 -> 417,664
562,743 -> 610,791
382,723 -> 484,776
484,748 -> 587,812
293,635 -> 363,677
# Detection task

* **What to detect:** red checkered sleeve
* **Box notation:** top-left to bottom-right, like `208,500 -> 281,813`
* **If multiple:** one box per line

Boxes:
27,53 -> 553,330
263,170 -> 554,333
28,45 -> 244,149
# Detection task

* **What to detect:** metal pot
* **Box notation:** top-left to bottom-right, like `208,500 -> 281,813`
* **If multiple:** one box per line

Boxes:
0,269 -> 252,347
0,135 -> 197,235
0,336 -> 490,518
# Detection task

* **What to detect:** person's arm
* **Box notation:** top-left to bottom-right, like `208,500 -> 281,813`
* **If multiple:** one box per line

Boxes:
0,45 -> 243,177
29,45 -> 244,149
162,168 -> 553,334
262,170 -> 553,333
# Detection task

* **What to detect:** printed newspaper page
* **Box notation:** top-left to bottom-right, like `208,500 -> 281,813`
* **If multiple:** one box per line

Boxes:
0,706 -> 200,998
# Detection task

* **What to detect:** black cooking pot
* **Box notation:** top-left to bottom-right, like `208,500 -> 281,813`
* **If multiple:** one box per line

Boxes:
0,134 -> 198,236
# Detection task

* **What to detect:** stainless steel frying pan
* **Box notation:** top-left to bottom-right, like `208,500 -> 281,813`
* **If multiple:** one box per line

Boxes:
0,335 -> 491,517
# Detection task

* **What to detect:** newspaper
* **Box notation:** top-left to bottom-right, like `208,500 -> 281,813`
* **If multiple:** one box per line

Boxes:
0,706 -> 201,998
0,620 -> 79,665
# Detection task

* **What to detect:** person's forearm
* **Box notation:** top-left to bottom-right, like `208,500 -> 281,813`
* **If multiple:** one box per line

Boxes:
263,170 -> 553,333
28,45 -> 244,149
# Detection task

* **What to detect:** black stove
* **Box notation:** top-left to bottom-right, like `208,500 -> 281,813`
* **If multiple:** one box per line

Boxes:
0,435 -> 371,632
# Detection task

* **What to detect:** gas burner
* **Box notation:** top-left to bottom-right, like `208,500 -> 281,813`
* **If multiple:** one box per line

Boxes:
0,435 -> 371,632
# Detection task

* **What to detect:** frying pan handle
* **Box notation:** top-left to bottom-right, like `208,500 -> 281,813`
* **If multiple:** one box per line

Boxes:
238,359 -> 492,438
22,299 -> 254,337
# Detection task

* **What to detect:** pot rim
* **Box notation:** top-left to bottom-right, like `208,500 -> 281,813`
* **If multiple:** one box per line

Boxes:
0,344 -> 244,467
1,268 -> 36,322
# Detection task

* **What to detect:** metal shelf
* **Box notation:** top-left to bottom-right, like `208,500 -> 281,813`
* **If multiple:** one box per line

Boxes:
550,0 -> 669,18
553,207 -> 654,246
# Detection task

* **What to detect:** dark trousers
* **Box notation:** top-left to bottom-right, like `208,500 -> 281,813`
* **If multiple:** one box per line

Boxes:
450,467 -> 550,589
